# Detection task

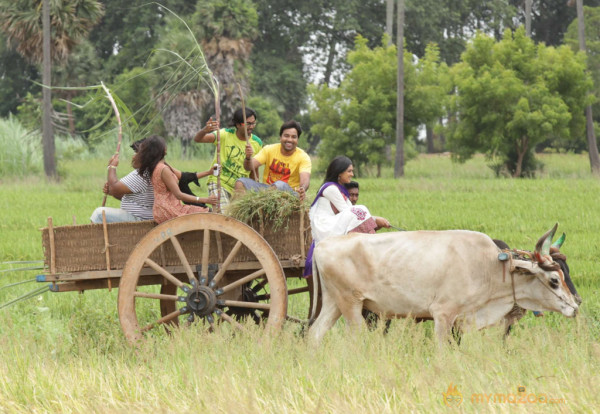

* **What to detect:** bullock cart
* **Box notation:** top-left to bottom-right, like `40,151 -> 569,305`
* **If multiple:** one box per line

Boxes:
38,211 -> 313,343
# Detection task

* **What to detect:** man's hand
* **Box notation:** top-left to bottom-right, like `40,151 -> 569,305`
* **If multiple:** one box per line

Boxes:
194,117 -> 220,143
102,182 -> 109,194
296,186 -> 306,201
245,143 -> 254,159
204,117 -> 219,134
206,195 -> 219,205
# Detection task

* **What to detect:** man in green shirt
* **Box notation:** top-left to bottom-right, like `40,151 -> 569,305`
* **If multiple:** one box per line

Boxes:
194,107 -> 262,209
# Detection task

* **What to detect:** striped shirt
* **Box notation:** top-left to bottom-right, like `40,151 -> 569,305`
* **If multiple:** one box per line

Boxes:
120,170 -> 154,220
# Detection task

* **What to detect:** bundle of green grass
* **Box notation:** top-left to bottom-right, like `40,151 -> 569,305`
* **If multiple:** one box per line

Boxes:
227,190 -> 310,231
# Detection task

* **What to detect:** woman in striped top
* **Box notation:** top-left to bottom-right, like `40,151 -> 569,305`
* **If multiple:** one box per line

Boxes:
133,135 -> 218,224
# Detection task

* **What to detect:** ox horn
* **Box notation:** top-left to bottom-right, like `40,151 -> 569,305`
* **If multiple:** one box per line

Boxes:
535,223 -> 558,256
551,232 -> 566,249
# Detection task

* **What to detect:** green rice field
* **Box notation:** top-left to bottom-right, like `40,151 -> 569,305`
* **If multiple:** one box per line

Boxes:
0,153 -> 599,413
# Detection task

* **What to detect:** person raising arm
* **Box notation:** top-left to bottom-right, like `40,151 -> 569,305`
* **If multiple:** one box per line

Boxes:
193,108 -> 263,209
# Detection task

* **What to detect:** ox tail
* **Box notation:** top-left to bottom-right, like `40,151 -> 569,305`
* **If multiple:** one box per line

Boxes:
309,249 -> 320,323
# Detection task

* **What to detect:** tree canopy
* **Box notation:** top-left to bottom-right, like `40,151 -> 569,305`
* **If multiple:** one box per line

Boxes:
1,1 -> 599,177
447,27 -> 592,177
310,36 -> 447,175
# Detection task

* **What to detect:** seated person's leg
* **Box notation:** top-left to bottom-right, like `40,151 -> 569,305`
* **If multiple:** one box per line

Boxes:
90,207 -> 139,223
235,177 -> 269,194
271,180 -> 299,197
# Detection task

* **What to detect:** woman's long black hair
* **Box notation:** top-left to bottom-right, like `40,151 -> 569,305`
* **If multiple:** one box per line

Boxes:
132,135 -> 166,178
324,155 -> 352,184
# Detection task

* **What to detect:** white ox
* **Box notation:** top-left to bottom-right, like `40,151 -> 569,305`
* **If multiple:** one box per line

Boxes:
308,225 -> 579,345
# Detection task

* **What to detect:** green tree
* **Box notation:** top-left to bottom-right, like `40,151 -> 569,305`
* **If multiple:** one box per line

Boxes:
448,28 -> 592,177
509,0 -> 600,47
0,35 -> 38,116
147,0 -> 258,146
251,0 -> 386,121
245,96 -> 283,144
310,36 -> 444,175
565,6 -> 600,154
415,44 -> 451,153
565,6 -> 600,97
0,0 -> 104,63
0,0 -> 104,178
405,0 -> 517,64
300,0 -> 386,86
52,40 -> 102,136
87,1 -> 195,80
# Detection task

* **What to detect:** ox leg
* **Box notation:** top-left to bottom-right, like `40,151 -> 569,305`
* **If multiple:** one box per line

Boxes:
308,292 -> 342,346
341,304 -> 367,333
431,309 -> 458,346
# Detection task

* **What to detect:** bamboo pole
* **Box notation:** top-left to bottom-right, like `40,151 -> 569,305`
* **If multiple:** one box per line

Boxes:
237,83 -> 258,181
213,76 -> 222,213
47,217 -> 55,275
100,82 -> 123,207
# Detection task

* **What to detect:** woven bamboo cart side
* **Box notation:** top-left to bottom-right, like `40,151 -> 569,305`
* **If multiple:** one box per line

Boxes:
40,210 -> 311,279
41,220 -> 156,274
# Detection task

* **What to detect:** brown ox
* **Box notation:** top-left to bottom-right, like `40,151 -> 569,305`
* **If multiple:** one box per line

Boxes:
308,225 -> 579,345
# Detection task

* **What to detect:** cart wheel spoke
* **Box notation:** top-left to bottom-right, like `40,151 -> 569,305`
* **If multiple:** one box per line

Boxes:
169,235 -> 198,286
200,229 -> 210,285
140,309 -> 183,333
220,299 -> 271,311
144,258 -> 185,289
133,291 -> 182,302
287,286 -> 310,296
217,310 -> 244,330
218,269 -> 266,295
210,240 -> 243,287
252,278 -> 269,293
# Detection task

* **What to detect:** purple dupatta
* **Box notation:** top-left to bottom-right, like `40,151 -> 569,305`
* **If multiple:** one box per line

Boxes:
303,182 -> 350,277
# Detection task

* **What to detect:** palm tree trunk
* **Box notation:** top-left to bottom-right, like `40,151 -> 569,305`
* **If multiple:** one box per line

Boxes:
394,0 -> 405,178
386,0 -> 394,45
42,0 -> 56,179
525,0 -> 532,37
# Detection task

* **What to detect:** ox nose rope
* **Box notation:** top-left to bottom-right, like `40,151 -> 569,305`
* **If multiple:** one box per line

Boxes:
390,225 -> 405,232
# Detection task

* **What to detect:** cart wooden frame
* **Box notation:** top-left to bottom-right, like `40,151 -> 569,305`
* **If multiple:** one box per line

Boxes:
38,211 -> 314,343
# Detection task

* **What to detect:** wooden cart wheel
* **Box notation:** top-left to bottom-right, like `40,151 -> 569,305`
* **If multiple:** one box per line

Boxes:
118,213 -> 287,343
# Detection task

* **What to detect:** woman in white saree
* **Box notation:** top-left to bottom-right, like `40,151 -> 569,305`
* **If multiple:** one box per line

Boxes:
304,156 -> 390,277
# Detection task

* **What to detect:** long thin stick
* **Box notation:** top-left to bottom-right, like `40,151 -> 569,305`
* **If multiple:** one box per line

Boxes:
213,76 -> 222,213
236,83 -> 258,181
0,286 -> 50,310
100,82 -> 123,207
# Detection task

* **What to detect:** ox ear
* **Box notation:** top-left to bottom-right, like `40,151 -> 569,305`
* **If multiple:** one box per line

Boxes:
551,232 -> 566,249
512,259 -> 536,276
535,223 -> 558,256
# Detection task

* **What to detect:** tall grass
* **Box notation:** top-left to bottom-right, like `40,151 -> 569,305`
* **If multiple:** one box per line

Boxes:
0,116 -> 43,176
1,153 -> 599,412
0,117 -> 214,179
